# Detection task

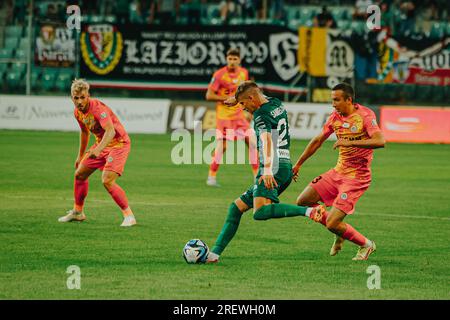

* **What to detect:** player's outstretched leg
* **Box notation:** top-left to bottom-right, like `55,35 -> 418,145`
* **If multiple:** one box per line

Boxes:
102,170 -> 136,227
305,206 -> 345,256
59,165 -> 95,223
297,187 -> 346,256
207,199 -> 249,263
253,201 -> 313,220
245,135 -> 259,179
312,207 -> 376,260
207,139 -> 226,187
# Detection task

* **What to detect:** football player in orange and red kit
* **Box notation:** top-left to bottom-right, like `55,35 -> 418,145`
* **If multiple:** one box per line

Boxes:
293,83 -> 385,260
58,79 -> 136,227
205,48 -> 258,187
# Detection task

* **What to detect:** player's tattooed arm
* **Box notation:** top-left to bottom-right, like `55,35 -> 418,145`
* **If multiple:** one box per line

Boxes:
76,126 -> 90,168
224,96 -> 237,106
88,122 -> 116,158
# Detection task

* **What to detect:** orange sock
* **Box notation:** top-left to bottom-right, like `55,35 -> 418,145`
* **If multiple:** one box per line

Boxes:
208,169 -> 217,178
342,223 -> 367,247
74,179 -> 88,212
107,184 -> 130,216
251,166 -> 258,177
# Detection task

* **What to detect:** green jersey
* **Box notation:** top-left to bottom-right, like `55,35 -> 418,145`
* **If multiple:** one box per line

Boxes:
253,97 -> 291,169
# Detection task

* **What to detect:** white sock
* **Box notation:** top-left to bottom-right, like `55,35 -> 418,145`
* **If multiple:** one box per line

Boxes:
208,252 -> 219,259
305,207 -> 313,218
364,239 -> 373,248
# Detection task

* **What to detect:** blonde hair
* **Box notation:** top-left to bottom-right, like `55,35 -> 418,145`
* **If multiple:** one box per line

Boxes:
71,78 -> 90,94
235,80 -> 259,101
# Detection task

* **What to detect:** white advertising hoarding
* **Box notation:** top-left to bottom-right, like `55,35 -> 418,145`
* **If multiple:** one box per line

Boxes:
284,102 -> 336,140
0,95 -> 170,134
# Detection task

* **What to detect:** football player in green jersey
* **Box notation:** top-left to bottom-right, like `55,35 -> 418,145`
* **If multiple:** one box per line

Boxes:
207,81 -> 324,263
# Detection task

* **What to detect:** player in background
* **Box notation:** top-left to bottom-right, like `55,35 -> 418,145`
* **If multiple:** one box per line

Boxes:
205,48 -> 258,187
207,81 -> 321,263
58,79 -> 136,227
293,83 -> 385,260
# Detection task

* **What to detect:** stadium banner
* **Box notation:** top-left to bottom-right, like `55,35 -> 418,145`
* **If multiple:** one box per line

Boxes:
377,33 -> 450,86
0,95 -> 170,134
168,101 -> 216,132
298,27 -> 354,78
380,106 -> 450,144
79,24 -> 304,93
35,22 -> 76,67
168,101 -> 336,140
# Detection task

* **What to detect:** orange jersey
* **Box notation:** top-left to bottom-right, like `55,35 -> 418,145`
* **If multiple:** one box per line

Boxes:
208,66 -> 249,120
322,104 -> 381,180
74,98 -> 130,148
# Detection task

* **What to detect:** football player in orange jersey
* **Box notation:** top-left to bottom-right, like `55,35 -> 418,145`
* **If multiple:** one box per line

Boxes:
205,48 -> 258,187
58,79 -> 136,227
293,83 -> 385,260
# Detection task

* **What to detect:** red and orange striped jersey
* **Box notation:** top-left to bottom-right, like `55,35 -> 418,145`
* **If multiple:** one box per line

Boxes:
208,66 -> 249,120
74,98 -> 130,148
322,104 -> 381,180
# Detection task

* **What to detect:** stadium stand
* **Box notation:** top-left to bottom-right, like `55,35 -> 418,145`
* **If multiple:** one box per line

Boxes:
0,0 -> 448,103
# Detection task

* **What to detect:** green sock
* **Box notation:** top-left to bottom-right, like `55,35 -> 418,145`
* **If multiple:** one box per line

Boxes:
212,203 -> 243,255
253,203 -> 308,221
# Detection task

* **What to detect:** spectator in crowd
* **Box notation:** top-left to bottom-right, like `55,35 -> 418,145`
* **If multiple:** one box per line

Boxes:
220,0 -> 239,23
115,0 -> 131,24
353,0 -> 373,21
352,29 -> 379,81
379,1 -> 395,32
415,0 -> 439,35
185,0 -> 203,25
255,0 -> 266,20
46,3 -> 61,22
313,5 -> 337,28
144,0 -> 157,24
1,0 -> 14,25
13,0 -> 27,24
156,0 -> 179,25
130,0 -> 156,24
129,0 -> 146,24
396,0 -> 417,36
238,0 -> 255,20
270,0 -> 286,23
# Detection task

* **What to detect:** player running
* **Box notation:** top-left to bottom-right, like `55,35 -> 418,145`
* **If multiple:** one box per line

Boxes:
58,79 -> 136,227
206,48 -> 258,187
293,83 -> 385,260
207,81 -> 320,263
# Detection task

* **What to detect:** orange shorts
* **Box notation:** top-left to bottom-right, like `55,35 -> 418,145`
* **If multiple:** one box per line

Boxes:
309,169 -> 371,215
216,118 -> 250,141
81,143 -> 131,176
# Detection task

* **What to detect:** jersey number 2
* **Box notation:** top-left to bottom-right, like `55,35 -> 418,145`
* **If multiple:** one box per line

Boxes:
277,118 -> 288,147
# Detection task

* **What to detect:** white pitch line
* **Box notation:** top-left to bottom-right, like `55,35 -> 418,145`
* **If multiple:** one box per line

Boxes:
354,212 -> 450,221
1,194 -> 449,221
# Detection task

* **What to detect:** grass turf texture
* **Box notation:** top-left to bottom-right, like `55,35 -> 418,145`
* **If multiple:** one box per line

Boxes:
0,130 -> 449,299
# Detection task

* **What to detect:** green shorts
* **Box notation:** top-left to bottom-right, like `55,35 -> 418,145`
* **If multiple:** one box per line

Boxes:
240,164 -> 293,208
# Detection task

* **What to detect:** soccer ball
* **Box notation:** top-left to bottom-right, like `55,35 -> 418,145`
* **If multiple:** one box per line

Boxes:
183,239 -> 209,264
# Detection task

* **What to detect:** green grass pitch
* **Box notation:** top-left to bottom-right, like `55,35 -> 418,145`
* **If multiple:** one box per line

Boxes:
0,130 -> 449,299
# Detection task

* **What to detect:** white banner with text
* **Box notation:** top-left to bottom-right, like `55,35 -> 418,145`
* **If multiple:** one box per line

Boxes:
0,95 -> 170,134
